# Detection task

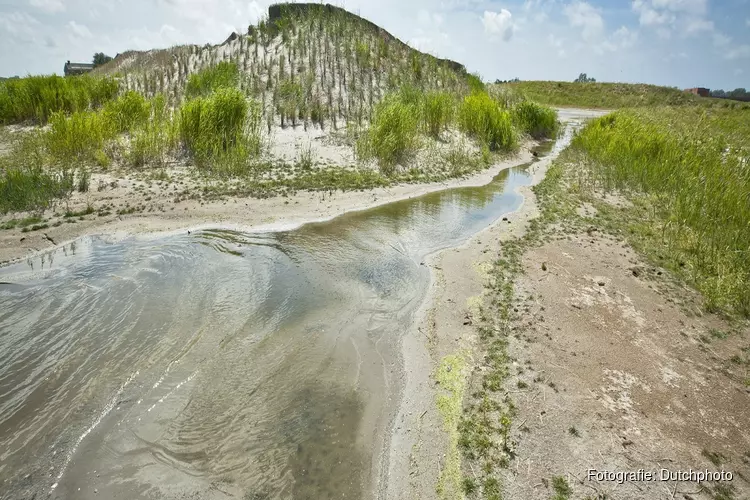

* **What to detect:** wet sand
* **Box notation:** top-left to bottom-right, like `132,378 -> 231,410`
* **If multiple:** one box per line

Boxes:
384,109 -> 607,499
0,149 -> 534,266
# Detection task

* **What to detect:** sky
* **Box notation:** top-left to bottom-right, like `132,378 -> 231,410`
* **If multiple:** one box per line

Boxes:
1,0 -> 748,90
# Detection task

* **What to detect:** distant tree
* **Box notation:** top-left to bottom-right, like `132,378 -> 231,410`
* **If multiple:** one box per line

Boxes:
709,88 -> 750,102
574,73 -> 596,83
92,52 -> 113,67
494,78 -> 520,84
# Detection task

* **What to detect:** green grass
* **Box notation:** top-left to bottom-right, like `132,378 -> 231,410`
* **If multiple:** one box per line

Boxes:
185,61 -> 239,98
0,74 -> 119,124
512,100 -> 559,139
129,94 -> 180,167
503,81 -> 750,110
356,90 -> 421,174
435,353 -> 469,500
423,90 -> 455,137
0,166 -> 73,214
551,476 -> 572,500
46,110 -> 112,164
570,106 -> 750,315
180,87 -> 263,172
0,130 -> 76,213
458,92 -> 517,152
103,91 -> 150,133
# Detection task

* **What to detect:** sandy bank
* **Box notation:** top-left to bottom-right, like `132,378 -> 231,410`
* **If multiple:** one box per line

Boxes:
0,149 -> 537,265
382,142 -> 558,500
382,110 -> 606,499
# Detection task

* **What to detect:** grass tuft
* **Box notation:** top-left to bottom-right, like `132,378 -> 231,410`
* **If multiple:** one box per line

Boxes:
458,92 -> 517,152
512,100 -> 558,139
0,74 -> 119,124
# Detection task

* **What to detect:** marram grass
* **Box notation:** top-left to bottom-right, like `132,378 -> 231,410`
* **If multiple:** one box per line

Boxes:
512,100 -> 559,139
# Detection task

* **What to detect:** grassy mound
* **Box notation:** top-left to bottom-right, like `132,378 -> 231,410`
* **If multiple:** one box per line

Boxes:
504,81 -> 750,110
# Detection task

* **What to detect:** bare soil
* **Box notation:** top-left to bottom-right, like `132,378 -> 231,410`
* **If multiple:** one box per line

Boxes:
499,225 -> 750,500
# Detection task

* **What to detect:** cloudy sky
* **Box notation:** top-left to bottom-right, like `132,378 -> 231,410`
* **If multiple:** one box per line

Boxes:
1,0 -> 748,89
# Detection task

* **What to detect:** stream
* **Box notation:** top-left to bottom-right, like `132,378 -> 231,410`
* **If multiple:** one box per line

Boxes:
0,112 -> 594,500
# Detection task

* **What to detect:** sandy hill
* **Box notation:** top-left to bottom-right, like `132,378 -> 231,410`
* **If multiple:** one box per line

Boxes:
94,3 -> 471,131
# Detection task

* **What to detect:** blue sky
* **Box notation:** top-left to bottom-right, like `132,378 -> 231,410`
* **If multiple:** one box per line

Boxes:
1,0 -> 748,89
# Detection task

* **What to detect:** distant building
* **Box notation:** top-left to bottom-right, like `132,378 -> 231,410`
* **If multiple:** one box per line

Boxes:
64,61 -> 95,76
684,87 -> 710,97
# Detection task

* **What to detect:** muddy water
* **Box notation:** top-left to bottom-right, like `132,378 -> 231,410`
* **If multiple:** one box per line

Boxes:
0,120 -> 583,500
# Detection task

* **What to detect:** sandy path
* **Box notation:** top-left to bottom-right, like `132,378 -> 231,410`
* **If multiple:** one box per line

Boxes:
382,139 -> 563,500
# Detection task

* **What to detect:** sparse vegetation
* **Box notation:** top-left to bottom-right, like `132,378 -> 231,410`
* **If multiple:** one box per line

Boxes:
551,476 -> 572,500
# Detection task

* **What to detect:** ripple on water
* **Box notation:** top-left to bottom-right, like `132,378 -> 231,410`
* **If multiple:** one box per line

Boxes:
0,122 -> 584,499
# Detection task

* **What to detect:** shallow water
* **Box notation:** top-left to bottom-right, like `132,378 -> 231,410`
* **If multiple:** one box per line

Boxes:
0,120 -> 583,500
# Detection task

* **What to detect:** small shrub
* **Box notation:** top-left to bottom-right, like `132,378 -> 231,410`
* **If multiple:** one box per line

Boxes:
551,476 -> 572,500
512,100 -> 558,139
77,168 -> 90,192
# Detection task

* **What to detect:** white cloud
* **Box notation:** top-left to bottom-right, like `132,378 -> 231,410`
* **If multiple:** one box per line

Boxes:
650,0 -> 707,15
564,1 -> 604,42
684,18 -> 713,35
482,9 -> 516,42
612,26 -> 638,48
547,33 -> 566,57
0,11 -> 42,43
418,10 -> 444,28
724,44 -> 750,60
29,0 -> 65,14
633,0 -> 675,26
712,32 -> 731,47
67,20 -> 92,39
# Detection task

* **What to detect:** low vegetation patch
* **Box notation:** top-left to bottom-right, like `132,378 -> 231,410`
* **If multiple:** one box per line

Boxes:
503,81 -> 750,110
512,100 -> 559,139
458,91 -> 517,152
356,90 -> 421,173
185,61 -> 240,98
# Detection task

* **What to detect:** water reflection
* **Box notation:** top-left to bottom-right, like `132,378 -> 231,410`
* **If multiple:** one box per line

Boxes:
0,129 -> 577,499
